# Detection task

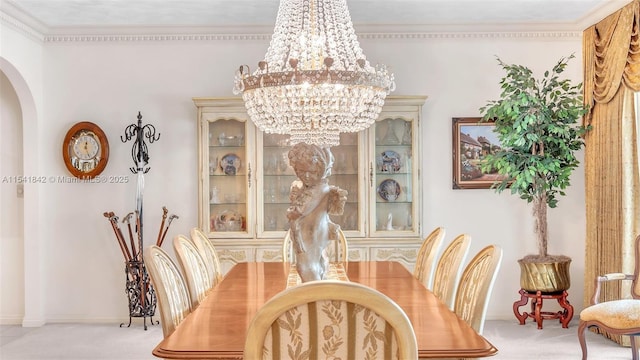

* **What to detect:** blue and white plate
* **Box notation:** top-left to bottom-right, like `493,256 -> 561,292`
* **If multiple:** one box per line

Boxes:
376,150 -> 401,173
220,153 -> 241,175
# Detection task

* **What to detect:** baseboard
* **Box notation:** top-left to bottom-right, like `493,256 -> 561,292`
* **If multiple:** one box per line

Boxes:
21,318 -> 45,327
0,315 -> 24,325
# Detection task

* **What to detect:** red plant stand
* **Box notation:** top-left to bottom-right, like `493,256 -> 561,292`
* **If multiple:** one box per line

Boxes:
512,288 -> 574,329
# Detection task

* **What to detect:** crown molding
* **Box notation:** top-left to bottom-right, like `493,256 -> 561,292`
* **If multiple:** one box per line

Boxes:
576,0 -> 630,29
39,21 -> 583,43
43,33 -> 271,42
2,6 -> 583,45
42,30 -> 580,43
0,8 -> 45,42
3,0 -> 628,44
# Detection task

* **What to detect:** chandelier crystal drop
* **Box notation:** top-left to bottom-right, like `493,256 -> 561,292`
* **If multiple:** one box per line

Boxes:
233,0 -> 395,147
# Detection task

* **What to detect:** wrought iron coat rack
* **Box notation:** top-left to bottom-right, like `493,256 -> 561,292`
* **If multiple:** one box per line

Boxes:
111,111 -> 163,330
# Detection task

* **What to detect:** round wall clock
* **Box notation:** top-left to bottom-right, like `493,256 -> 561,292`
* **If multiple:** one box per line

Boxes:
62,121 -> 109,179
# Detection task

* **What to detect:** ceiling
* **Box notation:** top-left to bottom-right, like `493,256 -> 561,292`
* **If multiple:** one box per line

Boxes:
2,0 -> 631,33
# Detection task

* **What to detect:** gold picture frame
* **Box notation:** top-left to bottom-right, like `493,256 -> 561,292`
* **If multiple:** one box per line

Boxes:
452,117 -> 508,189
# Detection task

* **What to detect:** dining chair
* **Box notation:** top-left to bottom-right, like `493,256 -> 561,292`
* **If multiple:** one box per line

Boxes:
282,229 -> 294,263
244,280 -> 418,360
413,226 -> 446,289
190,227 -> 223,286
432,233 -> 471,310
282,228 -> 348,263
172,234 -> 212,309
143,245 -> 192,338
453,244 -> 503,335
578,234 -> 640,360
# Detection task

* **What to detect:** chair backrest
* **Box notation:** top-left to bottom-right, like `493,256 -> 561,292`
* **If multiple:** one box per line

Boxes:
432,233 -> 471,310
172,234 -> 212,308
633,234 -> 640,299
244,280 -> 418,360
282,229 -> 294,263
413,227 -> 446,289
282,228 -> 349,263
190,227 -> 223,286
332,228 -> 349,262
453,245 -> 503,335
143,245 -> 192,338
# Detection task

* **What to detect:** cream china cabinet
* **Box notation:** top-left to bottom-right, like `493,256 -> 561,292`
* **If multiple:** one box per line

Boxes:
194,96 -> 426,273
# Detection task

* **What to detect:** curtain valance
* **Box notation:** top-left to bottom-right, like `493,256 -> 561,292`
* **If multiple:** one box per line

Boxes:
584,0 -> 640,124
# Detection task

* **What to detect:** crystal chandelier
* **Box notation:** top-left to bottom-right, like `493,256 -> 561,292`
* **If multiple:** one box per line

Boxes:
233,0 -> 395,147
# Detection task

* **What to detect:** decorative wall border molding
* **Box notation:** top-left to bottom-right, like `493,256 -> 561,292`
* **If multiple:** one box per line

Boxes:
0,11 -> 45,43
43,31 -> 581,43
362,31 -> 581,40
44,33 -> 271,43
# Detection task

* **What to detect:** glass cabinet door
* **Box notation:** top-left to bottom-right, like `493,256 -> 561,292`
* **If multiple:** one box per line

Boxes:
327,133 -> 362,234
370,114 -> 418,237
259,134 -> 294,237
205,117 -> 254,238
257,132 -> 363,237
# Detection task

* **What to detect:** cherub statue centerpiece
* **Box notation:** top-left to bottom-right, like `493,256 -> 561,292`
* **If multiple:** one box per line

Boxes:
287,143 -> 348,282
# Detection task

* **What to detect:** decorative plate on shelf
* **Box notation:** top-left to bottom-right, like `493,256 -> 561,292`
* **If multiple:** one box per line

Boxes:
377,179 -> 401,201
377,150 -> 401,173
212,210 -> 244,232
220,153 -> 241,175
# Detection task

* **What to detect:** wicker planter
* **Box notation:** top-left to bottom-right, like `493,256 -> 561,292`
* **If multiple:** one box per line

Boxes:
518,256 -> 571,293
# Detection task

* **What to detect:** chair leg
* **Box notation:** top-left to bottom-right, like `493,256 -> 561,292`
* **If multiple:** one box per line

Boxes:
577,321 -> 589,360
631,335 -> 638,360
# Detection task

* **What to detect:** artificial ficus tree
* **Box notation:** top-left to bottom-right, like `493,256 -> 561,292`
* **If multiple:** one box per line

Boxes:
480,54 -> 590,260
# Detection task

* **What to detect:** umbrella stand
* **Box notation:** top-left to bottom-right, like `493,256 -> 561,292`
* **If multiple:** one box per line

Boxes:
104,207 -> 179,330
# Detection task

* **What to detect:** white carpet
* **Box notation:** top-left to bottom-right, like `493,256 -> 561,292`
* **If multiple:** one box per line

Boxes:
483,320 -> 632,359
1,321 -> 162,359
0,319 -> 635,359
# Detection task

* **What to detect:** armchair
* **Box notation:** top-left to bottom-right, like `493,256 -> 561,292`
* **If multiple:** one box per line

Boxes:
578,234 -> 640,360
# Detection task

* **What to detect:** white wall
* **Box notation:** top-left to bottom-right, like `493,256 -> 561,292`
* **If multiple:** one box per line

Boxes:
1,27 -> 587,322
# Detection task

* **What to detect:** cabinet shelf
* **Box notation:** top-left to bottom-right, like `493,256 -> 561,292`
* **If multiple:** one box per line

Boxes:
376,172 -> 411,176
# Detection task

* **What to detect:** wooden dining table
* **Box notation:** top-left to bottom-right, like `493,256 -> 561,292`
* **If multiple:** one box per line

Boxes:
153,261 -> 498,359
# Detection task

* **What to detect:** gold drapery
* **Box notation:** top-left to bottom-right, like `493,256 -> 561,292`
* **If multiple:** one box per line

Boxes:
583,0 -> 640,124
583,0 -> 640,346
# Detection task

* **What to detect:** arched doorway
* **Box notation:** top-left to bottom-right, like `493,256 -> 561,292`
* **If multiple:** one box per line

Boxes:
0,57 -> 44,326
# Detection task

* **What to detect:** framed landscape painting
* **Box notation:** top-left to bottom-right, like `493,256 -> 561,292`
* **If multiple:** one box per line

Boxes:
452,117 -> 509,189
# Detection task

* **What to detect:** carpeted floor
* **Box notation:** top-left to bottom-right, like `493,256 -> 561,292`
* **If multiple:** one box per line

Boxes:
0,319 -> 634,359
482,320 -> 632,359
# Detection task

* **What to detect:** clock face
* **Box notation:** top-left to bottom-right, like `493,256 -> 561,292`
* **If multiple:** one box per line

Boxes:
73,132 -> 100,160
62,122 -> 109,179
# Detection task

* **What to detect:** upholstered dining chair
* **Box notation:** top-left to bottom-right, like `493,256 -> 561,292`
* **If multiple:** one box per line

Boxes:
282,228 -> 349,263
190,227 -> 223,286
578,234 -> 640,360
453,244 -> 503,335
432,233 -> 471,310
413,227 -> 446,290
172,234 -> 212,308
244,280 -> 418,360
143,245 -> 192,338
